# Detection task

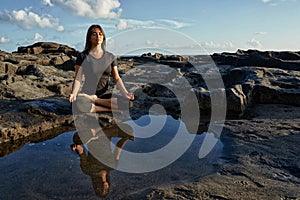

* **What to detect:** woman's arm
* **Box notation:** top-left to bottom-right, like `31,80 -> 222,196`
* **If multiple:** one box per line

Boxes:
111,66 -> 134,100
69,65 -> 83,102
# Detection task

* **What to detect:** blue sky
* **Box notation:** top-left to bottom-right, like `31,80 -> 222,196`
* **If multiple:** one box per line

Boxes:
0,0 -> 300,54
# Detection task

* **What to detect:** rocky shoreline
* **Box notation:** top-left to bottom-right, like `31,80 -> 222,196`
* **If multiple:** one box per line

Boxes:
0,42 -> 299,199
124,104 -> 300,199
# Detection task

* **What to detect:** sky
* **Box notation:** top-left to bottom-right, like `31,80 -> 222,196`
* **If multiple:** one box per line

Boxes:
0,0 -> 300,55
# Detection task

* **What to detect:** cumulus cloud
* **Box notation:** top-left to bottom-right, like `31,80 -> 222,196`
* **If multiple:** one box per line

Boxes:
246,38 -> 263,48
16,33 -> 45,46
260,0 -> 298,5
201,41 -> 235,50
115,18 -> 189,31
255,31 -> 267,35
0,9 -> 64,31
47,0 -> 122,19
42,0 -> 54,6
261,0 -> 271,3
158,19 -> 188,29
56,25 -> 64,32
116,19 -> 128,30
34,33 -> 43,41
0,36 -> 9,43
116,19 -> 155,30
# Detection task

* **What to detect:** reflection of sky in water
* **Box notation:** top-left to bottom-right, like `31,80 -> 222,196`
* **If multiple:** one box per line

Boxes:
0,115 -> 223,200
111,115 -> 222,173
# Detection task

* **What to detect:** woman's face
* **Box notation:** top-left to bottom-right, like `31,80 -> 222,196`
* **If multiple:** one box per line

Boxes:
90,28 -> 104,47
103,181 -> 109,191
93,179 -> 109,197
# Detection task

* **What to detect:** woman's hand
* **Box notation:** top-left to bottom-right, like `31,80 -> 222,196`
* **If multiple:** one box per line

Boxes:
71,144 -> 84,155
69,94 -> 76,102
126,93 -> 134,101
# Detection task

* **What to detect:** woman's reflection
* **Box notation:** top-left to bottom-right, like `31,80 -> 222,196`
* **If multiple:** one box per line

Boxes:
71,124 -> 134,198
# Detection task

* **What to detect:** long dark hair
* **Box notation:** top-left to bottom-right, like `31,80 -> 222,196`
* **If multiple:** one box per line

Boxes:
91,172 -> 111,198
84,24 -> 106,51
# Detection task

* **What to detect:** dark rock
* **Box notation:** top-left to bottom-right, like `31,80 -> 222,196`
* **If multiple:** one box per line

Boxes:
1,44 -> 300,199
1,43 -> 300,146
212,49 -> 300,71
0,98 -> 73,143
0,125 -> 74,157
0,62 -> 19,74
57,59 -> 76,71
16,64 -> 46,77
123,104 -> 300,200
17,42 -> 79,57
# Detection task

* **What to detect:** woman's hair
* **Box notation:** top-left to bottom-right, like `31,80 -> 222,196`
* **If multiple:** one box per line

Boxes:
72,132 -> 83,145
84,24 -> 106,51
91,172 -> 111,198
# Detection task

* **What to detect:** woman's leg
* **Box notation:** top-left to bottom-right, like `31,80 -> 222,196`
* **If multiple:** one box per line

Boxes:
113,138 -> 129,160
94,98 -> 119,109
78,93 -> 119,110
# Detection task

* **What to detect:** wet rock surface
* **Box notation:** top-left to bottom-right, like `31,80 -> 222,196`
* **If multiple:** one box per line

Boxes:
0,98 -> 74,150
124,104 -> 300,200
0,43 -> 300,199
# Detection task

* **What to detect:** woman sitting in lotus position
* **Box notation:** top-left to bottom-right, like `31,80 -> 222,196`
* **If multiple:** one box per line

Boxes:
69,24 -> 134,113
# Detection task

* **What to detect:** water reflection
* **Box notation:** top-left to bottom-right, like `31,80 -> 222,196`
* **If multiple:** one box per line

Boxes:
0,126 -> 73,157
70,124 -> 134,198
0,115 -> 222,200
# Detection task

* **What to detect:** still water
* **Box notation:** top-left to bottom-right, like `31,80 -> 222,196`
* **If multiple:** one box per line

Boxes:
0,115 -> 223,200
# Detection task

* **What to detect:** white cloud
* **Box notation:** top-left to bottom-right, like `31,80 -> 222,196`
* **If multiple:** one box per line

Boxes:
42,0 -> 54,6
115,18 -> 189,31
34,33 -> 43,41
56,25 -> 64,32
261,0 -> 272,3
246,38 -> 263,48
0,9 -> 64,31
48,0 -> 122,19
201,41 -> 235,50
158,19 -> 188,29
116,19 -> 155,30
0,36 -> 9,43
260,0 -> 278,6
107,28 -> 212,55
116,19 -> 128,30
260,0 -> 298,5
12,10 -> 53,28
255,31 -> 267,35
16,33 -> 45,46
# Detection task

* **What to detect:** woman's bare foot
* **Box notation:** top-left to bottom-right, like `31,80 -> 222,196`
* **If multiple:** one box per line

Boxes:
90,103 -> 123,114
115,147 -> 123,160
78,93 -> 97,102
114,137 -> 130,160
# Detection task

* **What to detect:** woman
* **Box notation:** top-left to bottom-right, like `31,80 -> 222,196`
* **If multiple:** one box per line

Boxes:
69,24 -> 134,113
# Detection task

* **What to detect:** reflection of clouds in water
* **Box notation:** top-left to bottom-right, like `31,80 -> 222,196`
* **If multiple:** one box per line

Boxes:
0,126 -> 222,199
198,132 -> 219,159
116,115 -> 196,173
125,107 -> 167,138
115,114 -> 223,173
